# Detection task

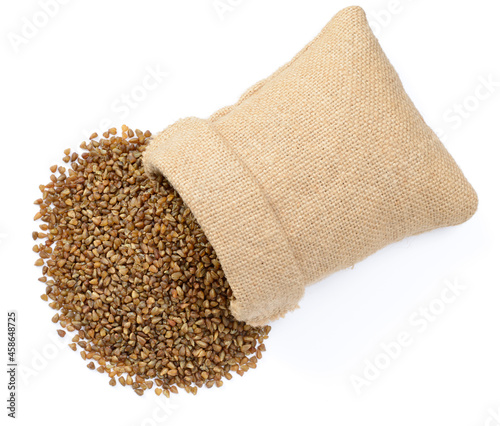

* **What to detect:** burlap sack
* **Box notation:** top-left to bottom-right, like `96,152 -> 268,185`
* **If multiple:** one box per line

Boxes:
144,6 -> 478,326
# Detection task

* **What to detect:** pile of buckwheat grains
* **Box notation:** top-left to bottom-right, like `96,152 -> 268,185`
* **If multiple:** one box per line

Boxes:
32,125 -> 270,397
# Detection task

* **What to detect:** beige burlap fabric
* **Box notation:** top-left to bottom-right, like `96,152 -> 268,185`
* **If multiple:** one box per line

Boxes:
144,6 -> 478,326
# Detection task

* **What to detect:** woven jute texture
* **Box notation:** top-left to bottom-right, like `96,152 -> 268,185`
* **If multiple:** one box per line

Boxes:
144,6 -> 478,326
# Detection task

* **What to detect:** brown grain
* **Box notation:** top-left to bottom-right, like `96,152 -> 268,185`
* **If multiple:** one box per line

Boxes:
32,127 -> 270,397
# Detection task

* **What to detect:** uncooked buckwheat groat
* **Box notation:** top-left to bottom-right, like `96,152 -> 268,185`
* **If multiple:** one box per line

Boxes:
33,126 -> 270,397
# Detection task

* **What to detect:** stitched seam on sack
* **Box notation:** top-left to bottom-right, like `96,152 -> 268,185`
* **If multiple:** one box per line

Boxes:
210,15 -> 335,122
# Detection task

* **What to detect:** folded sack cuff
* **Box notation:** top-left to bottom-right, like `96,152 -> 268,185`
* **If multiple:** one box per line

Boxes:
144,117 -> 305,325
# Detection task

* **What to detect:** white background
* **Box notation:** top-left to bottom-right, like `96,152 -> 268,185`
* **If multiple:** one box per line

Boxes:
1,1 -> 499,425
